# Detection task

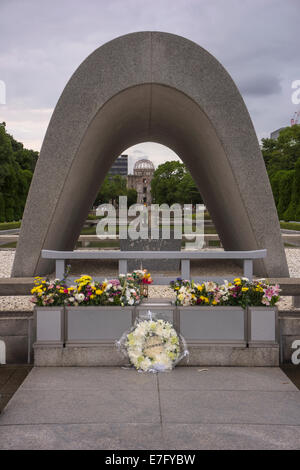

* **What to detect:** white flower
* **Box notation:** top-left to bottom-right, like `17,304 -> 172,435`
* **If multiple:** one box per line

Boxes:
69,297 -> 75,303
75,293 -> 84,302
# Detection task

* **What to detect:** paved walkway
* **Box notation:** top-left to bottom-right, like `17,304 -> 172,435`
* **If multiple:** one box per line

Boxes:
0,367 -> 300,450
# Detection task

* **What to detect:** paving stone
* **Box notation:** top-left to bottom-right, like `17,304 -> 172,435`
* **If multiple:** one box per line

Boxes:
21,367 -> 157,391
160,390 -> 300,425
162,423 -> 300,450
0,388 -> 161,425
158,367 -> 298,391
0,423 -> 164,450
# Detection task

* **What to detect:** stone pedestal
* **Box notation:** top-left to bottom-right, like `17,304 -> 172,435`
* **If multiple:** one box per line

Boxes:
120,237 -> 181,271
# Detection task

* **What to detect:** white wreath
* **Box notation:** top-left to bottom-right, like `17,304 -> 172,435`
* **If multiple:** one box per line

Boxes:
125,319 -> 181,372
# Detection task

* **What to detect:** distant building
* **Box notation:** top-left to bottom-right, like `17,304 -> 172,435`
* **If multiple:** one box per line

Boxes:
109,154 -> 128,177
127,159 -> 155,205
270,128 -> 285,140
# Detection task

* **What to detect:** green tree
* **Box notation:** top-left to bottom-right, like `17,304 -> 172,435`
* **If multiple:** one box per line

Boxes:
284,159 -> 300,221
94,175 -> 128,207
126,188 -> 137,207
0,124 -> 38,221
151,161 -> 202,205
262,125 -> 300,176
276,170 -> 294,219
262,125 -> 300,221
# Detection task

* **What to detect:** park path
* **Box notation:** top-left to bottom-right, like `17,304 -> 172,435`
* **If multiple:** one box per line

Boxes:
0,366 -> 300,450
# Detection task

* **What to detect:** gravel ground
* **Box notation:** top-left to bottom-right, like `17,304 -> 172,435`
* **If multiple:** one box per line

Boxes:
0,248 -> 299,311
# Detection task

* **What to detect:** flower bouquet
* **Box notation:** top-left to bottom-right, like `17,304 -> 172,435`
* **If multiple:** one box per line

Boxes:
170,277 -> 281,308
117,311 -> 188,372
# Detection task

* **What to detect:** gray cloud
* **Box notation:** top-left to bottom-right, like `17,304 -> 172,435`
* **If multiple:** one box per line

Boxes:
0,0 -> 299,153
238,74 -> 282,97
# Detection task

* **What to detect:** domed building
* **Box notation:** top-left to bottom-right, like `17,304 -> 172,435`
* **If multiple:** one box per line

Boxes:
127,159 -> 155,205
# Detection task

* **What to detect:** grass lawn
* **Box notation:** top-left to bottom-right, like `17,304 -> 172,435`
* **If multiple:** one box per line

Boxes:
280,222 -> 300,231
0,221 -> 21,231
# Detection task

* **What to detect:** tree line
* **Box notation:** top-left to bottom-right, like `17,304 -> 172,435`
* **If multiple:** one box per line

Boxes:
262,124 -> 300,221
0,123 -> 38,222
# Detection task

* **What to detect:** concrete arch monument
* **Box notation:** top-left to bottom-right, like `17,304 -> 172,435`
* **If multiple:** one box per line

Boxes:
12,32 -> 288,277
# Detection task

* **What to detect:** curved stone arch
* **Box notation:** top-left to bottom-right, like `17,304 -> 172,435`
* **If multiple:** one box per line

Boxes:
12,32 -> 288,277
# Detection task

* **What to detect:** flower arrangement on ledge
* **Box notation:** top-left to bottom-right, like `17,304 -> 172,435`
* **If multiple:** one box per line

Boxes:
31,270 -> 153,307
170,278 -> 281,308
129,269 -> 153,297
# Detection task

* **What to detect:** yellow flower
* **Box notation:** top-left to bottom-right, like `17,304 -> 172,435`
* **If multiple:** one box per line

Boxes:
96,289 -> 103,295
197,285 -> 203,291
90,295 -> 95,299
212,300 -> 217,305
234,278 -> 241,283
242,287 -> 249,292
204,297 -> 209,304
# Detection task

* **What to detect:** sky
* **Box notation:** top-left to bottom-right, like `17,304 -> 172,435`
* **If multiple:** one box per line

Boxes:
0,0 -> 299,172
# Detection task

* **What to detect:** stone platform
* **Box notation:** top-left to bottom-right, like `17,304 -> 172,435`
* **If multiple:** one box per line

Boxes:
0,366 -> 299,450
34,343 -> 279,367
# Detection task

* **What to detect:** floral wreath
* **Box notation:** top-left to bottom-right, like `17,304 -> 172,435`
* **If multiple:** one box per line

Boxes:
121,314 -> 187,372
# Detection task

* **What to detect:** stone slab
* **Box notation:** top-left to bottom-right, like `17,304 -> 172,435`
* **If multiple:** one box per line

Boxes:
162,423 -> 300,450
157,367 -> 297,391
183,344 -> 279,366
0,423 -> 164,450
120,238 -> 181,271
34,344 -> 280,367
0,388 -> 161,425
0,366 -> 299,450
21,366 -> 157,391
0,278 -> 34,296
159,390 -> 300,425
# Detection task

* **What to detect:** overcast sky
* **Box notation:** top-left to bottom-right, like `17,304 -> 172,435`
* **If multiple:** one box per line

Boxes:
0,0 -> 299,172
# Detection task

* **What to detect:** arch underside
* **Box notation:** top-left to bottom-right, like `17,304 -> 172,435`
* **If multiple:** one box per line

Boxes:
12,32 -> 289,278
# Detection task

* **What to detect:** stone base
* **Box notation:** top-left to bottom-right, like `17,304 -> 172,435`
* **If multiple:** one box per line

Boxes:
34,343 -> 279,367
183,343 -> 279,367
